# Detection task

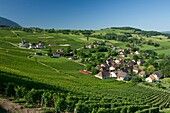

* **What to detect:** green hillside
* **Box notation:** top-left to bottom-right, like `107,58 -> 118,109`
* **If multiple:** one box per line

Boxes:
0,28 -> 170,112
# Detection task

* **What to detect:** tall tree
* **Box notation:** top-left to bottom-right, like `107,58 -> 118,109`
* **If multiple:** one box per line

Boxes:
82,30 -> 92,41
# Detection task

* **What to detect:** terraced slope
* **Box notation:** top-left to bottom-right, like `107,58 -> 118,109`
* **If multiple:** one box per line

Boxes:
0,29 -> 170,112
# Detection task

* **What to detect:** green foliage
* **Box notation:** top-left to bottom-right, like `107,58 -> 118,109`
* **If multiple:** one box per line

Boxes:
15,86 -> 27,98
5,83 -> 16,97
160,55 -> 170,77
42,92 -> 53,107
55,97 -> 66,112
25,89 -> 42,104
131,76 -> 142,83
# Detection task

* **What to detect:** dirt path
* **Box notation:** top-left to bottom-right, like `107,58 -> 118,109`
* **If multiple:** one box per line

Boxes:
0,97 -> 43,113
37,61 -> 60,73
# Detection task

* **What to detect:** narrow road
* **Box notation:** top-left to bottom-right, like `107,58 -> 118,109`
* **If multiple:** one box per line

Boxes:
37,61 -> 60,73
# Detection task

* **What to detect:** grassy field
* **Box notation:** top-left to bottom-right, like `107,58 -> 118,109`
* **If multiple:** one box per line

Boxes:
0,29 -> 170,112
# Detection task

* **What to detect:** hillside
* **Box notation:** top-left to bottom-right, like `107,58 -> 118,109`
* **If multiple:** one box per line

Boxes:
0,17 -> 21,27
0,28 -> 170,112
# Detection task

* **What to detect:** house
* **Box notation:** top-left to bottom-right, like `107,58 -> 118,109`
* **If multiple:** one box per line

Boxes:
52,53 -> 60,58
135,51 -> 140,55
80,70 -> 92,74
36,41 -> 46,49
95,71 -> 110,79
118,48 -> 124,52
68,56 -> 77,60
121,53 -> 127,57
29,43 -> 36,49
97,64 -> 107,71
48,44 -> 57,47
56,49 -> 64,55
137,59 -> 145,65
153,71 -> 163,79
145,75 -> 156,82
117,70 -> 131,81
93,44 -> 99,48
86,45 -> 93,49
106,57 -> 113,66
139,71 -> 146,77
115,58 -> 122,64
113,64 -> 120,70
146,71 -> 163,82
19,38 -> 29,47
35,52 -> 42,56
109,66 -> 116,77
133,67 -> 140,73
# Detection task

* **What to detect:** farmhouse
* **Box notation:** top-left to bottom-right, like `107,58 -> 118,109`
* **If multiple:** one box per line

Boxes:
56,49 -> 64,55
52,53 -> 60,58
133,67 -> 140,73
139,71 -> 146,77
68,56 -> 77,60
80,70 -> 92,74
115,58 -> 122,64
48,44 -> 57,47
137,59 -> 145,65
29,41 -> 46,49
36,41 -> 46,49
19,38 -> 29,47
146,71 -> 163,82
95,71 -> 110,79
135,50 -> 140,55
117,70 -> 131,81
29,43 -> 36,49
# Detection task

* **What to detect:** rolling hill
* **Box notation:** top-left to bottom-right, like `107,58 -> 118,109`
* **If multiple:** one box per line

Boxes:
0,17 -> 21,27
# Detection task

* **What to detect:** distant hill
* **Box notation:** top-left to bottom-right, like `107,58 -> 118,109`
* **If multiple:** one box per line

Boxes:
0,17 -> 21,27
161,31 -> 170,34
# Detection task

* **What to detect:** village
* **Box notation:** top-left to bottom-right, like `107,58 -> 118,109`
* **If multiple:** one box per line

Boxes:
19,38 -> 163,83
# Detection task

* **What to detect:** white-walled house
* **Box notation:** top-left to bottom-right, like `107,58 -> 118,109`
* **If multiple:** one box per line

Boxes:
110,72 -> 117,77
133,68 -> 140,73
29,43 -> 36,49
139,71 -> 146,77
146,71 -> 163,82
117,70 -> 131,81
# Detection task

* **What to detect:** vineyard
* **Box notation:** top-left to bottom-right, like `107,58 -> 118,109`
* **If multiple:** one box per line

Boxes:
0,29 -> 170,112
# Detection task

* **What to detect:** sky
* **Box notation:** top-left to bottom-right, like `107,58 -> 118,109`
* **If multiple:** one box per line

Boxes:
0,0 -> 170,31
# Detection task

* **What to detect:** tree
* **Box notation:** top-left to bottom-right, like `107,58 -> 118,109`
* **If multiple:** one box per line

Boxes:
82,30 -> 92,41
133,54 -> 139,61
160,56 -> 170,77
84,64 -> 92,71
91,67 -> 99,75
147,65 -> 155,75
47,48 -> 53,57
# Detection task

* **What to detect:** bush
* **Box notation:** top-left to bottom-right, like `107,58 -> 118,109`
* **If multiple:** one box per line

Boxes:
5,83 -> 16,97
131,76 -> 142,83
42,92 -> 53,107
25,89 -> 42,104
15,86 -> 27,98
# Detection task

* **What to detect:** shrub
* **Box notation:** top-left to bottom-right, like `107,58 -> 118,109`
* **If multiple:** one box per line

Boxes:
5,83 -> 16,97
42,92 -> 53,107
15,86 -> 27,98
25,89 -> 42,104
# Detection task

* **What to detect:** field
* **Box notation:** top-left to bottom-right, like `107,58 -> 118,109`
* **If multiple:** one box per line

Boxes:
0,29 -> 170,112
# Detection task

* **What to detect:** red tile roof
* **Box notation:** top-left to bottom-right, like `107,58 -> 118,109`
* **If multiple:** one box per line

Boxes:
80,70 -> 92,74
